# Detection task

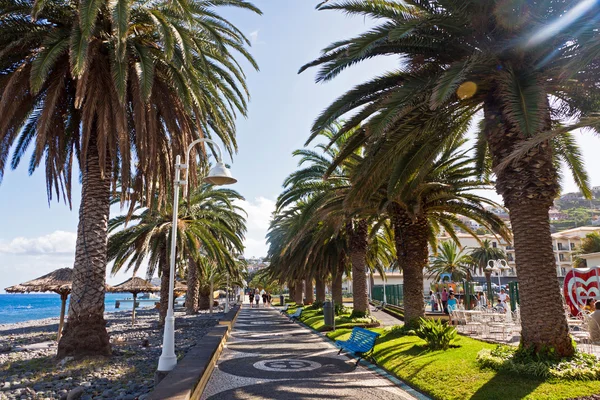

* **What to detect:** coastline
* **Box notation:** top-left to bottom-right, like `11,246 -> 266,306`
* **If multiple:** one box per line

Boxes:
0,307 -> 220,400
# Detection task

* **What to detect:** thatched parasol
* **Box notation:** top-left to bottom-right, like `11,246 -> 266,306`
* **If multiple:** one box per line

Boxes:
174,281 -> 188,298
5,268 -> 72,341
108,277 -> 160,324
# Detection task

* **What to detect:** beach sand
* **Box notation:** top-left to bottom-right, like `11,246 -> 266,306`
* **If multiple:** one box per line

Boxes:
0,308 -> 219,400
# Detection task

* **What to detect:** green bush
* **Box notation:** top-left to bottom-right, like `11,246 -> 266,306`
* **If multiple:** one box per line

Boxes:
389,324 -> 414,336
477,345 -> 600,380
334,304 -> 348,315
349,310 -> 368,319
414,318 -> 457,351
309,301 -> 324,310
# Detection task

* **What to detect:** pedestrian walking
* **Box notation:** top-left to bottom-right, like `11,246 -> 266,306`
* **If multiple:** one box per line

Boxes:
249,290 -> 254,308
441,288 -> 449,314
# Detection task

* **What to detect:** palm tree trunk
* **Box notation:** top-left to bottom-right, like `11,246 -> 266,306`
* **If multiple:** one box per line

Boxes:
159,255 -> 169,325
198,283 -> 211,310
293,279 -> 304,305
390,204 -> 426,327
57,133 -> 111,358
288,282 -> 295,302
332,257 -> 344,306
304,276 -> 314,304
348,220 -> 369,315
131,292 -> 137,325
484,97 -> 574,357
57,293 -> 68,342
186,257 -> 199,315
315,276 -> 326,302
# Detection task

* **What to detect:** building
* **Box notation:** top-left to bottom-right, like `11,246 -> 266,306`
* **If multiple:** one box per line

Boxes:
552,226 -> 600,276
370,226 -> 600,289
371,233 -> 515,290
549,207 -> 568,221
579,252 -> 600,268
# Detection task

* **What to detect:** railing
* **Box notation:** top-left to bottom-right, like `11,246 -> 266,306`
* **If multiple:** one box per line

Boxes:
372,284 -> 403,307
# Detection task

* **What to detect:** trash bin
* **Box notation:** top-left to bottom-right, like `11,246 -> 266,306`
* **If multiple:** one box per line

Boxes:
280,295 -> 285,306
323,301 -> 334,326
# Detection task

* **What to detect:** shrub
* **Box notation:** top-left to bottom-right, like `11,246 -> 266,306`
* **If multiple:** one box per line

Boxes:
309,301 -> 324,310
389,324 -> 414,336
334,304 -> 348,315
414,318 -> 457,351
477,345 -> 600,380
349,310 -> 368,319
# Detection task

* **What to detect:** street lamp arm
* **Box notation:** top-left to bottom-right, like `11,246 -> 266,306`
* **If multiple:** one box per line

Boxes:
185,138 -> 224,166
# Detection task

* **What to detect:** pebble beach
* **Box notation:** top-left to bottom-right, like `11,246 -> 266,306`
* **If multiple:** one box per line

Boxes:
0,308 -> 218,400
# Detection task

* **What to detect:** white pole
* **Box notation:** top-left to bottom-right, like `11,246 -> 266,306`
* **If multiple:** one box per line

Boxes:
210,274 -> 214,315
383,278 -> 387,304
224,274 -> 230,313
157,155 -> 182,372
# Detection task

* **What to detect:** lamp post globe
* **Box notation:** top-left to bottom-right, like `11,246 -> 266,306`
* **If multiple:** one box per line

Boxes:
204,162 -> 237,185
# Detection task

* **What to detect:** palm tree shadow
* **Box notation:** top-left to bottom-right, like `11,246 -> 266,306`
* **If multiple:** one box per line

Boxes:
469,371 -> 542,400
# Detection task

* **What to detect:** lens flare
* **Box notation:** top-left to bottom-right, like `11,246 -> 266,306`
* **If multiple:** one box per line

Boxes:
456,82 -> 477,100
526,0 -> 597,47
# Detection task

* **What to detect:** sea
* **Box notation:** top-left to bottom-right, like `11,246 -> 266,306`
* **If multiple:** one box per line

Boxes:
0,293 -> 157,325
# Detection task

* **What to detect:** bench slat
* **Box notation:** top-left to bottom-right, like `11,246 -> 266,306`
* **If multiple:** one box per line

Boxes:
336,327 -> 380,355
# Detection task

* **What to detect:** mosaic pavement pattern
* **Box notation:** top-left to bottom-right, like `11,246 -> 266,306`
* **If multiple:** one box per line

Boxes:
201,306 -> 418,400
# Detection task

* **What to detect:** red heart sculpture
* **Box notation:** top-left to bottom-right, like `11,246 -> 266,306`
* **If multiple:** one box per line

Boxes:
563,267 -> 600,316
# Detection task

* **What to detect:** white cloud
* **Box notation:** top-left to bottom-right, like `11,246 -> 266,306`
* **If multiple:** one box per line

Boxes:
249,30 -> 260,44
0,230 -> 76,255
234,196 -> 276,257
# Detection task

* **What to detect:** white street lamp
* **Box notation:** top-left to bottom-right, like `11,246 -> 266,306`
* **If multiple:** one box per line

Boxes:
157,138 -> 236,373
486,259 -> 509,290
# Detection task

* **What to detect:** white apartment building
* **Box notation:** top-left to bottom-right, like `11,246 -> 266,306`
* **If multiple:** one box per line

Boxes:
552,226 -> 600,276
370,226 -> 600,287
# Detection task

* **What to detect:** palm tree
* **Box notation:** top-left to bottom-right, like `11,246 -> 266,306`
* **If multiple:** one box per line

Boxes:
574,232 -> 600,268
0,0 -> 260,356
301,0 -> 599,356
428,242 -> 474,282
196,256 -> 245,310
346,138 -> 510,326
108,184 -> 246,322
470,239 -> 507,297
273,124 -> 376,315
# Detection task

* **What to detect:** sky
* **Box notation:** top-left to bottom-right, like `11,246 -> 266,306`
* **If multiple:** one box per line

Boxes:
1,1 -> 600,291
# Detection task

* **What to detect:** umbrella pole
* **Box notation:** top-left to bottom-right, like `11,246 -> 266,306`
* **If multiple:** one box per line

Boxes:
132,292 -> 137,325
58,293 -> 67,342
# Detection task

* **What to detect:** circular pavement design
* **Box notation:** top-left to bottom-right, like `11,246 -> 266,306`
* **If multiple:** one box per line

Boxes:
253,358 -> 322,372
205,375 -> 401,400
217,355 -> 353,379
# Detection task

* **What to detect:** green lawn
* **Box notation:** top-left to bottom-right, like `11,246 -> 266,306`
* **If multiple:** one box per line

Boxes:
327,329 -> 600,400
286,304 -> 379,332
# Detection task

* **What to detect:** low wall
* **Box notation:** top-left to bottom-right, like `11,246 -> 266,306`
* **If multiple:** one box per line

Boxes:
148,304 -> 241,400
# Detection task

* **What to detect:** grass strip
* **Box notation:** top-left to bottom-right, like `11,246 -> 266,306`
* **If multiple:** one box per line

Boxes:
326,329 -> 600,400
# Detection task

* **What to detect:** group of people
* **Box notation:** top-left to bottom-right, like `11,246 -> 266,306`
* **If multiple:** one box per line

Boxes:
248,288 -> 271,308
429,287 -> 511,315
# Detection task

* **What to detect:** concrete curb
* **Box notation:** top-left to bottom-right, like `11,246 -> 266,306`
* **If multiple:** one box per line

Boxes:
288,309 -> 431,400
148,305 -> 241,400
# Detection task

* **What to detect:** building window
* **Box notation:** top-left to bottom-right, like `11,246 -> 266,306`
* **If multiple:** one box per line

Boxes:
570,242 -> 576,250
559,253 -> 565,261
492,242 -> 497,248
507,254 -> 514,261
557,243 -> 564,250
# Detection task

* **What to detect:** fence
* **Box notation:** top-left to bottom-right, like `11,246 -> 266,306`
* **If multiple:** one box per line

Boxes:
372,284 -> 403,307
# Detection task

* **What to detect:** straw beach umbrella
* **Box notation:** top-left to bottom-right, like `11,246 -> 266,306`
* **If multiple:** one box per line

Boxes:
108,277 -> 160,325
5,268 -> 73,341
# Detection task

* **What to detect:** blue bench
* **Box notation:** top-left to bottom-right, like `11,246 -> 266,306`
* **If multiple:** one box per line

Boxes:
336,327 -> 380,366
288,307 -> 303,320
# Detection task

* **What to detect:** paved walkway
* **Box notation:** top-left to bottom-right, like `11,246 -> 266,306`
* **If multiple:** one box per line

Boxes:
201,305 -> 419,400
